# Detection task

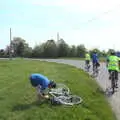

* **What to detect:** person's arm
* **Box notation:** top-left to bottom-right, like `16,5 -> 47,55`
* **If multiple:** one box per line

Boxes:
36,85 -> 45,100
37,92 -> 44,99
38,91 -> 49,99
39,80 -> 49,99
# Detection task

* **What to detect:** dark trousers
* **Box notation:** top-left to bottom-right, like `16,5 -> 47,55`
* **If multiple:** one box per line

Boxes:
92,62 -> 100,71
108,70 -> 118,80
85,60 -> 90,65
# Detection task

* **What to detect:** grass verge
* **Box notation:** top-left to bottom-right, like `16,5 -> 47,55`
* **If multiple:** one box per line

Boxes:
0,59 -> 116,120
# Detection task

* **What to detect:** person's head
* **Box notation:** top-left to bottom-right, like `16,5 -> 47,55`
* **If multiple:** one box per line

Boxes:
110,51 -> 116,56
48,80 -> 56,88
93,50 -> 97,54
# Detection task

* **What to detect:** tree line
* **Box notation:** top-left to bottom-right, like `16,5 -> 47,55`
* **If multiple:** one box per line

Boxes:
0,37 -> 117,58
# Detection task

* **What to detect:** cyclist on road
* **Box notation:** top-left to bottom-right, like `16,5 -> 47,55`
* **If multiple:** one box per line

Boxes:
91,50 -> 100,73
85,51 -> 91,70
106,51 -> 120,88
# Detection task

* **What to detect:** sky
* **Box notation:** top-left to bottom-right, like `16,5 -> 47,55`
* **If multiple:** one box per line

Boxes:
1,0 -> 120,51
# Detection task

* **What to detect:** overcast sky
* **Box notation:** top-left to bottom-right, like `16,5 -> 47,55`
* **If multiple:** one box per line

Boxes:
1,0 -> 120,51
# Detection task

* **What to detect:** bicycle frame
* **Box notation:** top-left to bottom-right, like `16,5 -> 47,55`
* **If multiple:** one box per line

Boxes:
49,92 -> 82,106
48,83 -> 83,106
110,71 -> 116,94
49,83 -> 70,96
93,63 -> 99,77
85,61 -> 90,72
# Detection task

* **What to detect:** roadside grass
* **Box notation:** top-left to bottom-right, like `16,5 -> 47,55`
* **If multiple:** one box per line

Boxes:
0,59 -> 116,120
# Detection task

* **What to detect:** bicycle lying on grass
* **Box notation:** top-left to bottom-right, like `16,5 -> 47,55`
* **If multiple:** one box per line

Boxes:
48,83 -> 83,106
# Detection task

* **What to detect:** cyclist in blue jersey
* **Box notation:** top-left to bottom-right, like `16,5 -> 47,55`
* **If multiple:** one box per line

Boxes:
91,51 -> 100,72
29,73 -> 56,100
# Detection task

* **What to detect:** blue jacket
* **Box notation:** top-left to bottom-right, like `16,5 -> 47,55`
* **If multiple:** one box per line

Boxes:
30,73 -> 50,89
92,53 -> 99,63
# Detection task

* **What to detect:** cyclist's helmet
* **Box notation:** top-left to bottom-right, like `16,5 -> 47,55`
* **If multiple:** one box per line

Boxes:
49,80 -> 56,88
110,51 -> 116,55
93,50 -> 97,54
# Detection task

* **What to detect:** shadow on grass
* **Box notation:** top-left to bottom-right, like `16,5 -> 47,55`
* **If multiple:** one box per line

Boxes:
95,87 -> 115,97
0,97 -> 4,100
12,100 -> 50,112
96,87 -> 105,94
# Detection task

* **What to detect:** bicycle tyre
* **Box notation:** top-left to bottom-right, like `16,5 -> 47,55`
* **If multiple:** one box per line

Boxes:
49,83 -> 70,96
111,71 -> 116,94
53,95 -> 83,106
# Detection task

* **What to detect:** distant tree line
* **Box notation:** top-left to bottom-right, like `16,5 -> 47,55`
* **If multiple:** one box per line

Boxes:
0,37 -> 118,58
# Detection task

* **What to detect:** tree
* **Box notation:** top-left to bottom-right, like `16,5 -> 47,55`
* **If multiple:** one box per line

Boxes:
0,49 -> 4,57
11,37 -> 30,57
17,41 -> 24,57
32,45 -> 42,58
23,47 -> 32,57
101,50 -> 107,57
4,46 -> 10,57
57,39 -> 69,57
76,44 -> 86,57
107,49 -> 115,54
68,45 -> 77,57
43,40 -> 58,58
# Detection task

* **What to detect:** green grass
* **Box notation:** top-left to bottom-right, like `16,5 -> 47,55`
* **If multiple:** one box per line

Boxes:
0,59 -> 116,120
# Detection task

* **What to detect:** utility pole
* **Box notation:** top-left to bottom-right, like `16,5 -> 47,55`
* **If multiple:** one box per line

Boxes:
57,32 -> 59,41
9,28 -> 12,60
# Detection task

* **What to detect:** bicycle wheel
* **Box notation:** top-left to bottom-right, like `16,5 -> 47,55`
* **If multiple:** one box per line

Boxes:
93,68 -> 97,77
93,65 -> 99,77
85,63 -> 90,72
54,95 -> 83,106
96,67 -> 99,76
87,64 -> 90,72
111,71 -> 116,94
49,83 -> 70,96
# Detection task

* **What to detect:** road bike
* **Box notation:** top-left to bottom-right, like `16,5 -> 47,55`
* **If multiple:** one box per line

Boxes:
49,83 -> 83,106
